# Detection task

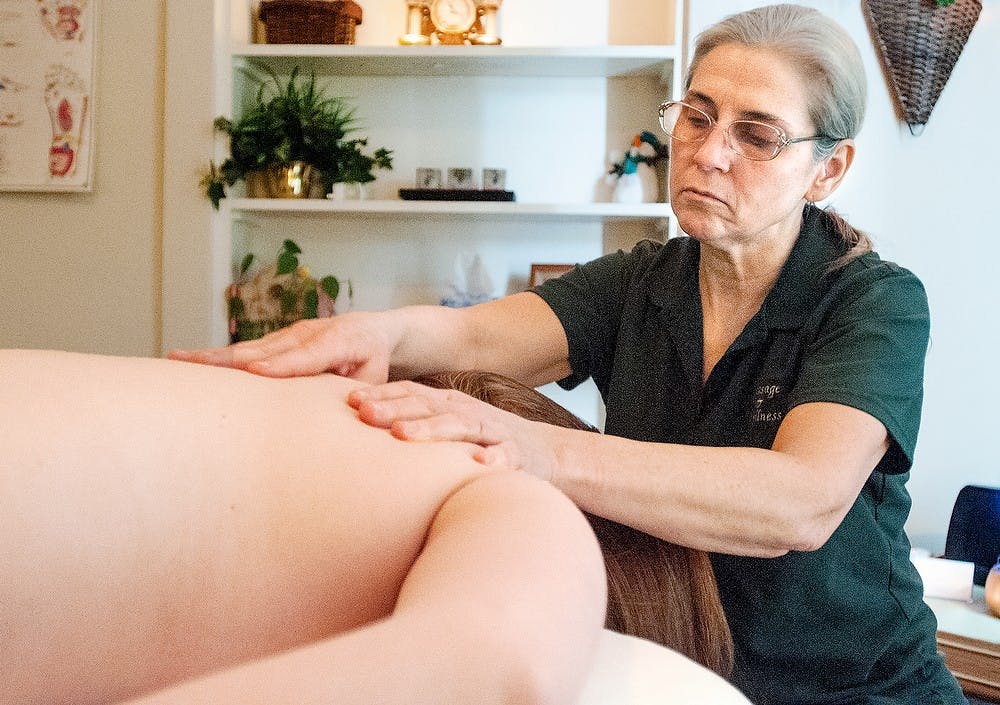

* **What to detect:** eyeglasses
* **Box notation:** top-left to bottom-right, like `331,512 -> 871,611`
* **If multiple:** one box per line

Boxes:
658,101 -> 834,161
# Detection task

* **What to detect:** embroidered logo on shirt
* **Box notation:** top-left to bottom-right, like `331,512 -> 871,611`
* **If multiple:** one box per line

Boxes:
751,383 -> 785,423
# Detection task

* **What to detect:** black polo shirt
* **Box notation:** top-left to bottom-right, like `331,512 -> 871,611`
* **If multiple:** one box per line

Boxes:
533,205 -> 964,704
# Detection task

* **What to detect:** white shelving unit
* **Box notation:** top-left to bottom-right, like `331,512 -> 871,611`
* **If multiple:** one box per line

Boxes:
227,197 -> 673,219
211,1 -> 684,352
233,43 -> 677,77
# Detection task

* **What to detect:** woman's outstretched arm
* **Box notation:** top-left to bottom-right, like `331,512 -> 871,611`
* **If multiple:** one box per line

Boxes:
0,350 -> 605,705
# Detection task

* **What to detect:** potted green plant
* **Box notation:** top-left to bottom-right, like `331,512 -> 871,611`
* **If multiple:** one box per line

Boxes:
202,66 -> 393,209
226,239 -> 352,343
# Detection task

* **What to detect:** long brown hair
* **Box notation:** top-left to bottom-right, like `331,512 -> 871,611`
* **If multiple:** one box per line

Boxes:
414,370 -> 734,676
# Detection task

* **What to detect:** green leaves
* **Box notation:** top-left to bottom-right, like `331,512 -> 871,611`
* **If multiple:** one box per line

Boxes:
206,179 -> 227,210
319,275 -> 340,300
337,141 -> 395,184
276,239 -> 302,276
303,288 -> 319,319
239,253 -> 255,276
200,161 -> 230,210
202,65 -> 394,206
230,239 -> 350,332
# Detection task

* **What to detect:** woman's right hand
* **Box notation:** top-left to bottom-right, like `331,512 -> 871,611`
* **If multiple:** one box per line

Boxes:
168,312 -> 395,383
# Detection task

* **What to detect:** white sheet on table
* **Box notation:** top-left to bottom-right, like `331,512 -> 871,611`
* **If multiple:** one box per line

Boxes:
578,629 -> 751,705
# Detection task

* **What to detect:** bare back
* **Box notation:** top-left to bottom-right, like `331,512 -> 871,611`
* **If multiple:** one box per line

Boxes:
0,350 -> 493,704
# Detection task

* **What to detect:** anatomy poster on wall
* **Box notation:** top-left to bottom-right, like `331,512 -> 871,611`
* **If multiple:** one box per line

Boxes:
0,0 -> 96,191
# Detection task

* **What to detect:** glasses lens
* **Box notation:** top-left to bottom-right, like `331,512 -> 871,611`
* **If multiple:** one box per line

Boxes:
729,121 -> 783,160
660,103 -> 712,143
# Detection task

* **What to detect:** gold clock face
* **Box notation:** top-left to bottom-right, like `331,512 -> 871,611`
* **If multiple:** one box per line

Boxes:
429,0 -> 477,33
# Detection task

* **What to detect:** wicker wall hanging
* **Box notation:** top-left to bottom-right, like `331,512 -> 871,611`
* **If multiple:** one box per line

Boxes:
862,0 -> 981,135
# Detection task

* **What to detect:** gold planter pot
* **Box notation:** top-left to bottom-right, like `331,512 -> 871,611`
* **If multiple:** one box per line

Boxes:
245,161 -> 319,198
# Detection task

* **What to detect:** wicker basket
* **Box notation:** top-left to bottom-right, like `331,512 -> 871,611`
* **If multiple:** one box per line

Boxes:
258,0 -> 363,45
863,0 -> 981,131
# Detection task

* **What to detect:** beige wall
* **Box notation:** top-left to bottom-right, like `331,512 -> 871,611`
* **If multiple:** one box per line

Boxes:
161,0 -> 216,352
0,1 -> 168,356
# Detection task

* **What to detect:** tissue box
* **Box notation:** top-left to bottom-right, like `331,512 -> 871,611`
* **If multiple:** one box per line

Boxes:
911,553 -> 975,601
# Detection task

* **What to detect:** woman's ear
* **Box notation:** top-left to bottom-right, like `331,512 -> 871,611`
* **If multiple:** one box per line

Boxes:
805,139 -> 854,202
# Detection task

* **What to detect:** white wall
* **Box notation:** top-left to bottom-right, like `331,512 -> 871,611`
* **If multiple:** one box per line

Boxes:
686,1 -> 1000,551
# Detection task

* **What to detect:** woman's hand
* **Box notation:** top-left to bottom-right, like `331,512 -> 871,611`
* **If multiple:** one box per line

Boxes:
168,313 -> 394,383
348,381 -> 562,481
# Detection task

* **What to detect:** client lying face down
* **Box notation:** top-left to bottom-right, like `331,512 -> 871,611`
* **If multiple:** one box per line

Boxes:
0,349 -> 606,705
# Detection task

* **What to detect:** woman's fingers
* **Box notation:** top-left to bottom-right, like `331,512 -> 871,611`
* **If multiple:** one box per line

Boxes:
391,413 -> 508,446
352,393 -> 436,428
348,380 -> 421,407
475,443 -> 516,468
169,316 -> 392,382
169,320 -> 328,372
348,381 -> 558,481
242,324 -> 353,376
167,345 -> 237,367
351,383 -> 509,442
233,322 -> 335,375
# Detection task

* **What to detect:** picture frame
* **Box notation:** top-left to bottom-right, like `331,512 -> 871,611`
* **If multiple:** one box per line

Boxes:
0,0 -> 98,192
529,263 -> 574,288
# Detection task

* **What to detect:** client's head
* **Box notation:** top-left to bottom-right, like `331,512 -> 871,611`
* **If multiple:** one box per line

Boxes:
413,370 -> 734,676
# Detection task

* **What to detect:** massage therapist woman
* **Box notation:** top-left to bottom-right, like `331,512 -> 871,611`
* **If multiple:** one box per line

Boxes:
175,4 -> 967,703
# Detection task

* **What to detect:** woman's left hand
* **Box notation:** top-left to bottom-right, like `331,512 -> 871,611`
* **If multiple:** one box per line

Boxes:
347,381 -> 559,481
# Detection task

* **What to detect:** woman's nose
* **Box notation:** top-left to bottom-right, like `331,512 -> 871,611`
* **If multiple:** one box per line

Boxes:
692,124 -> 734,172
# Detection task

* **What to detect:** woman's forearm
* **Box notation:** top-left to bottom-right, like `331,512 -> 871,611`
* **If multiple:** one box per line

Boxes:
552,431 -> 811,556
379,304 -> 476,379
549,402 -> 888,556
387,294 -> 571,387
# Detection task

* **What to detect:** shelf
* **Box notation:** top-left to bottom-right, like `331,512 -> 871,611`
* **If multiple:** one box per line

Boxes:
198,1 -> 685,346
232,44 -> 677,79
226,198 -> 673,221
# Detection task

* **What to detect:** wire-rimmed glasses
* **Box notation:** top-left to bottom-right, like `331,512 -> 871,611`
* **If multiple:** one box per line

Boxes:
657,101 -> 834,161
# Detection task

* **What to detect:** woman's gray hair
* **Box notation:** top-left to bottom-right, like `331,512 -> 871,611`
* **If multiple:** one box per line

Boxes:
686,3 -> 871,264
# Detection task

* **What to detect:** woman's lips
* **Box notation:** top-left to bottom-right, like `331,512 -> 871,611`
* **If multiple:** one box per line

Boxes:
681,188 -> 729,208
682,187 -> 726,205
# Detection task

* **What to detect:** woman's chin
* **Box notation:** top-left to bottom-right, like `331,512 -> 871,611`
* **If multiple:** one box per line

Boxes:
675,212 -> 725,242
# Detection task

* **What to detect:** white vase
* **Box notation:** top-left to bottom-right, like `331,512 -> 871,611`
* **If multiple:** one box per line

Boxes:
328,182 -> 367,201
612,164 -> 658,204
613,172 -> 644,204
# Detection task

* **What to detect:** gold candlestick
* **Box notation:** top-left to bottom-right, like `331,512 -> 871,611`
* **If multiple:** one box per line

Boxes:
399,0 -> 431,45
471,0 -> 502,45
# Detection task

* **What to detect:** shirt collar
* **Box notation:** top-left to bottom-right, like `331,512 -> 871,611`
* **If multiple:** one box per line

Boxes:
645,235 -> 699,316
646,204 -> 848,330
759,203 -> 849,331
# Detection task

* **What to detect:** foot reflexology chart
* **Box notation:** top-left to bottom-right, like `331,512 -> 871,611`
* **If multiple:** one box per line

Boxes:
0,0 -> 95,191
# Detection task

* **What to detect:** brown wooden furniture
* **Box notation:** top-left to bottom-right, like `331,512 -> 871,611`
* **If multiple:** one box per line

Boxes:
927,588 -> 1000,703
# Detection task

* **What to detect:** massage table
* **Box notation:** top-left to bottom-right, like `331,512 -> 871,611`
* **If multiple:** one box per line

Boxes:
579,629 -> 751,704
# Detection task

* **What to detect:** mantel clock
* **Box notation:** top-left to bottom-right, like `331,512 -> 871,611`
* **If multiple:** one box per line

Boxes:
400,0 -> 502,46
